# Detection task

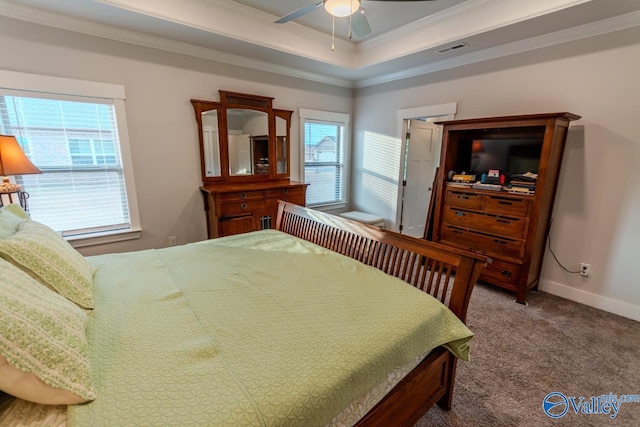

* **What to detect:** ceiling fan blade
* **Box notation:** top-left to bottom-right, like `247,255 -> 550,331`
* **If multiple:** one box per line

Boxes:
351,10 -> 371,37
275,1 -> 324,24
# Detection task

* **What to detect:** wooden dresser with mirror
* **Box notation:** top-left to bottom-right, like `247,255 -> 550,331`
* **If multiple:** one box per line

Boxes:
192,91 -> 307,238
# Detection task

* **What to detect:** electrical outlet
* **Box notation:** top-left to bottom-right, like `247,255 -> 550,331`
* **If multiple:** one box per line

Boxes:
580,263 -> 591,277
169,236 -> 177,246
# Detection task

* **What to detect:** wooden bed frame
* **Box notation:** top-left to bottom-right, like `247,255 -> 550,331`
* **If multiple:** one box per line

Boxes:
275,201 -> 488,426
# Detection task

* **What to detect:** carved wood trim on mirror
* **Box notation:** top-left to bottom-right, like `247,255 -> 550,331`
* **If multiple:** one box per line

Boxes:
192,91 -> 307,238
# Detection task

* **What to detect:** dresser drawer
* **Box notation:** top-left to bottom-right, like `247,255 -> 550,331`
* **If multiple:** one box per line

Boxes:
220,200 -> 265,215
484,194 -> 529,217
481,259 -> 521,291
445,190 -> 483,210
219,190 -> 264,202
441,225 -> 524,259
443,207 -> 526,239
265,187 -> 305,199
266,196 -> 306,208
219,214 -> 256,236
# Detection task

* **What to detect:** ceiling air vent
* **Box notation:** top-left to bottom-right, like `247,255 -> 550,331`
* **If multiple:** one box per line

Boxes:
437,43 -> 469,54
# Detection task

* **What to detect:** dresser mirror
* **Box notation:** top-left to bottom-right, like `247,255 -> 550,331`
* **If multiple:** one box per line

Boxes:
191,99 -> 222,181
192,91 -> 292,184
275,111 -> 292,176
227,108 -> 269,176
201,109 -> 221,178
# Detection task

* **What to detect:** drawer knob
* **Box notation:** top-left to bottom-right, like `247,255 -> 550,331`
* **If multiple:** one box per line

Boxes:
453,230 -> 464,235
497,219 -> 511,224
239,193 -> 247,199
498,201 -> 513,206
494,239 -> 507,245
455,211 -> 466,217
458,195 -> 470,200
282,189 -> 289,195
240,203 -> 248,210
501,270 -> 512,277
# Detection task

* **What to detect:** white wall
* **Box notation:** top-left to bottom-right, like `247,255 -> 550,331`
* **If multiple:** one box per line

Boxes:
353,26 -> 640,320
0,16 -> 352,256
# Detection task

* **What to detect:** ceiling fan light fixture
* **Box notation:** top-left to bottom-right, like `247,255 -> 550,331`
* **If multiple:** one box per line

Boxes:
324,0 -> 360,18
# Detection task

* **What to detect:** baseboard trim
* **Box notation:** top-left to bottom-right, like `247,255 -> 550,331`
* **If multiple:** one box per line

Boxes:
539,280 -> 640,322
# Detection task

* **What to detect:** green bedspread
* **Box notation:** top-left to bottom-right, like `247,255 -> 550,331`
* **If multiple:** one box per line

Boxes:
68,230 -> 473,426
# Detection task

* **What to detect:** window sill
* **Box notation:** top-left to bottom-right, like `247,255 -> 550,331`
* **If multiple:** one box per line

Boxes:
66,228 -> 142,248
308,202 -> 347,212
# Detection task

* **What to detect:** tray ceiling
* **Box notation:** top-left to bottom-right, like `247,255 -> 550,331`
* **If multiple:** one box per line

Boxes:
1,0 -> 639,87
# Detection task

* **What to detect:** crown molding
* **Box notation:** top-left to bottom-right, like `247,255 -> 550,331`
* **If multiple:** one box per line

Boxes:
0,1 -> 355,88
359,0 -> 498,51
1,1 -> 638,90
16,0 -> 597,71
356,0 -> 592,67
95,0 -> 355,67
355,9 -> 640,88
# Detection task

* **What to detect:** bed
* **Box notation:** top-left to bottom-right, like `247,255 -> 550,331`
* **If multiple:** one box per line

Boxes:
0,201 -> 487,426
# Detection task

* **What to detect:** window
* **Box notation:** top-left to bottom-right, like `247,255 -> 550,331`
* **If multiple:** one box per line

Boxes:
0,70 -> 140,246
299,109 -> 349,206
69,139 -> 117,166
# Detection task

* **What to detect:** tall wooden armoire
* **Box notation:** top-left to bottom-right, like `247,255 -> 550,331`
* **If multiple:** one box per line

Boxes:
431,113 -> 580,304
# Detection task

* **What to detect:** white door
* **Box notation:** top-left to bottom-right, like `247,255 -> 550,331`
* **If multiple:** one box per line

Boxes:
400,120 -> 439,238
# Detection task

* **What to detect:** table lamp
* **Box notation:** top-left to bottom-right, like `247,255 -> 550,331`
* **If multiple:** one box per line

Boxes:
0,134 -> 42,199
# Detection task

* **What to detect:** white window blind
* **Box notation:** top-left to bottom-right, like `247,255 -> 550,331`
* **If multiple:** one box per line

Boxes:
0,93 -> 132,236
300,109 -> 349,207
303,120 -> 344,205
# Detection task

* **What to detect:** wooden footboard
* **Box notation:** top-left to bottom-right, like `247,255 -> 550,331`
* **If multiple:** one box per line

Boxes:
275,201 -> 487,425
356,347 -> 454,426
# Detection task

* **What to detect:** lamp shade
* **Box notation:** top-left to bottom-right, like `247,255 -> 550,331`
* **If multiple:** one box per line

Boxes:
0,134 -> 42,194
324,0 -> 360,17
0,135 -> 41,176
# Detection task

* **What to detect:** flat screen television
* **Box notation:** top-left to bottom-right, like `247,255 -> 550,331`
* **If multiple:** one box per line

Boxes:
458,138 -> 543,177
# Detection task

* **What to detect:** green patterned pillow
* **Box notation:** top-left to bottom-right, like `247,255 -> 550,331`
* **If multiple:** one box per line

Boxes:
0,258 -> 96,404
0,220 -> 95,309
0,205 -> 27,239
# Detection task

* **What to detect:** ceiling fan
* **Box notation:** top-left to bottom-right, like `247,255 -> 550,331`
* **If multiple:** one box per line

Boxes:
275,0 -> 435,38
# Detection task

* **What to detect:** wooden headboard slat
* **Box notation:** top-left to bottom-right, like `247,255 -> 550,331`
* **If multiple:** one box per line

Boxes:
276,202 -> 488,323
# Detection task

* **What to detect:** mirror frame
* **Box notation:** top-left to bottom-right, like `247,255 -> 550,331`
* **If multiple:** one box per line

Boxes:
192,91 -> 292,184
191,99 -> 223,183
274,109 -> 293,177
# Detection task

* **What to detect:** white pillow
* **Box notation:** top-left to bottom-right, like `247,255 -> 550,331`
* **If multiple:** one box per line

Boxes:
0,258 -> 96,404
0,356 -> 88,405
0,220 -> 95,309
0,204 -> 27,239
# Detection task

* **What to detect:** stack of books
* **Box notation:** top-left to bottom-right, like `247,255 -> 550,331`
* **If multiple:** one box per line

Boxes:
447,181 -> 474,188
507,175 -> 537,194
472,182 -> 502,191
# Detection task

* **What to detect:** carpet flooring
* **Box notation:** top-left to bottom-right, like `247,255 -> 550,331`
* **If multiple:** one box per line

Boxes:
416,284 -> 640,426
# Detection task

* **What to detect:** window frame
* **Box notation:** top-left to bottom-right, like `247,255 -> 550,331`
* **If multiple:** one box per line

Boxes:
299,108 -> 350,209
0,70 -> 141,248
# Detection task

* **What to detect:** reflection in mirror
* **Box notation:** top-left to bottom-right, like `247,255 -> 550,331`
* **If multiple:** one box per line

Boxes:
202,110 -> 221,177
227,108 -> 269,176
275,115 -> 288,175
